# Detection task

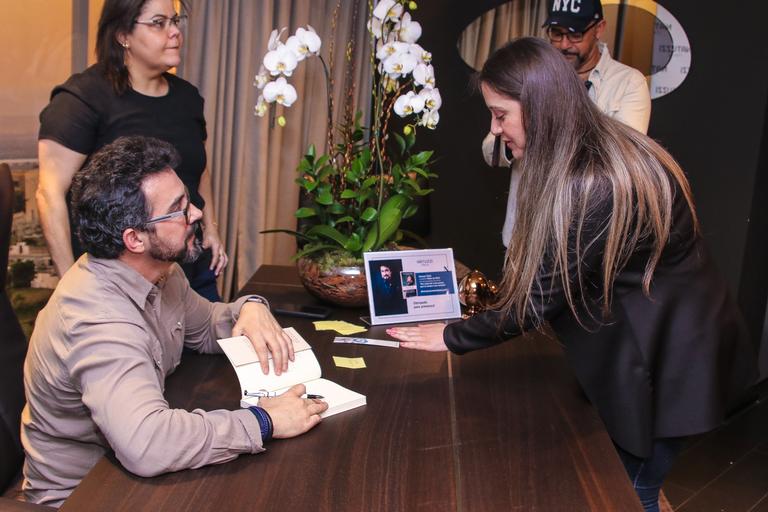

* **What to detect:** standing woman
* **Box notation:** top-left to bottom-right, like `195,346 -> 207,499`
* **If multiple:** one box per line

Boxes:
388,38 -> 757,512
37,0 -> 226,301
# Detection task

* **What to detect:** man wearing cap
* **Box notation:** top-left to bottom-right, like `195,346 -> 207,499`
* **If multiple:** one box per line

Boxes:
482,0 -> 651,247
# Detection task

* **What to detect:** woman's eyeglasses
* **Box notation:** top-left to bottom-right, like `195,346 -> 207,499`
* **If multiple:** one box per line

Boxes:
134,14 -> 188,31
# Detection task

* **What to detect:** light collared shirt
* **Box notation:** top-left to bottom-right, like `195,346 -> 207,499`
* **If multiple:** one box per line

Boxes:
586,42 -> 651,134
21,255 -> 264,508
481,42 -> 652,246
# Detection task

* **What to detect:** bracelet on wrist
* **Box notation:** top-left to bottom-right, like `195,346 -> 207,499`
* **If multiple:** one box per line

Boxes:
248,406 -> 274,442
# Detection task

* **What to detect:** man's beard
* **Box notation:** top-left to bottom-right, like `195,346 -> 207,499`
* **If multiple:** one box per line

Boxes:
561,49 -> 587,70
148,222 -> 204,264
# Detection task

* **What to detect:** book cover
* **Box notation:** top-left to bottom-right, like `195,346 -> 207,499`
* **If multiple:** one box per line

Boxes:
217,327 -> 366,418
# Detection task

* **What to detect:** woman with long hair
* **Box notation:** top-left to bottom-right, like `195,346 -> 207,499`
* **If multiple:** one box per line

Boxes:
37,0 -> 226,300
388,37 -> 756,511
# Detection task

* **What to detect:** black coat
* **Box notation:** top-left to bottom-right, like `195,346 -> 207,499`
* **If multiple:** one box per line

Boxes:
444,179 -> 758,458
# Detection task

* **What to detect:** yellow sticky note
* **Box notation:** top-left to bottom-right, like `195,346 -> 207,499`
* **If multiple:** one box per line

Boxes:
333,356 -> 367,369
314,320 -> 367,335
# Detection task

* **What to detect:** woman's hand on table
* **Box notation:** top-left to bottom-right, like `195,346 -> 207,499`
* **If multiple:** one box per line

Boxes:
387,323 -> 449,351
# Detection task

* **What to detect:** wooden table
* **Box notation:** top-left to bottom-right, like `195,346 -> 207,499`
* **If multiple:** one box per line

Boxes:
61,265 -> 641,511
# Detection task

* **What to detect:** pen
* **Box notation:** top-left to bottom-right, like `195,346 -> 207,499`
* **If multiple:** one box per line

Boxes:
244,390 -> 277,398
244,390 -> 324,399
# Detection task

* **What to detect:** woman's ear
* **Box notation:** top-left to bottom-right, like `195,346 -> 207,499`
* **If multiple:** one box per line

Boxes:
116,32 -> 130,49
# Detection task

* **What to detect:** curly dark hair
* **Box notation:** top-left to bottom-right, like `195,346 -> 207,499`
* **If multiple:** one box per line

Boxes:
71,136 -> 181,258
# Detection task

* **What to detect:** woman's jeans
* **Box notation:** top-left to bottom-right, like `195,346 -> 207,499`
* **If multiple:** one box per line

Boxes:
614,437 -> 687,512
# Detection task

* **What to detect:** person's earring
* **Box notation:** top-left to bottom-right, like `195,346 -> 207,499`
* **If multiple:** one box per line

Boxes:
121,41 -> 129,48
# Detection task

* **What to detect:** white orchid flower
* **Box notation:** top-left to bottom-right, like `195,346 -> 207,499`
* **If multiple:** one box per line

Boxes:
393,91 -> 426,117
368,17 -> 388,39
395,13 -> 422,44
253,66 -> 269,89
408,43 -> 432,64
267,27 -> 287,51
286,26 -> 322,61
254,95 -> 268,117
413,63 -> 435,88
263,44 -> 298,76
418,87 -> 442,111
419,108 -> 440,129
376,41 -> 408,62
263,77 -> 298,107
373,0 -> 403,21
383,51 -> 418,78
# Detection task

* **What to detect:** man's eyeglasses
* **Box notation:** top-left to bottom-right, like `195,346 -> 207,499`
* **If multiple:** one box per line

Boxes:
546,21 -> 598,43
134,14 -> 188,31
145,192 -> 192,226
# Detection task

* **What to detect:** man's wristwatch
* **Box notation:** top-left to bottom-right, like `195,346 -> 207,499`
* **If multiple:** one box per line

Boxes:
246,296 -> 269,308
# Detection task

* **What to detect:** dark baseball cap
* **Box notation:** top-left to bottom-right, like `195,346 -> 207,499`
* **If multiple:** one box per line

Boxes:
543,0 -> 603,32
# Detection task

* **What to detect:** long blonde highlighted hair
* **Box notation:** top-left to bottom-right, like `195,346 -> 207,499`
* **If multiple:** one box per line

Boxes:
479,38 -> 699,328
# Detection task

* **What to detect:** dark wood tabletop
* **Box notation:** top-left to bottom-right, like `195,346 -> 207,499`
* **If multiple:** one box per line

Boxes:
61,265 -> 641,511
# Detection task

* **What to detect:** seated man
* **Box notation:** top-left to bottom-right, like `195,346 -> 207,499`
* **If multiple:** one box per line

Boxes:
21,136 -> 328,507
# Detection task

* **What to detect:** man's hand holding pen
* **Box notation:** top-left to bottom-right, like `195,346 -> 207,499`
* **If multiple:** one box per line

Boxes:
257,384 -> 329,438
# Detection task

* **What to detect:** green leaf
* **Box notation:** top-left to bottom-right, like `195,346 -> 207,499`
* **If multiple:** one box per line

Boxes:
294,207 -> 317,218
351,156 -> 365,178
317,164 -> 336,182
356,189 -> 374,204
406,166 -> 431,179
393,133 -> 406,156
362,194 -> 409,252
328,202 -> 346,214
391,163 -> 403,180
316,154 -> 330,167
340,189 -> 358,199
402,204 -> 418,219
306,225 -> 349,247
316,189 -> 334,205
405,130 -> 416,150
360,207 -> 378,222
344,233 -> 363,252
335,216 -> 356,224
409,150 -> 433,167
305,144 -> 316,161
362,176 -> 377,189
403,179 -> 435,196
297,158 -> 313,174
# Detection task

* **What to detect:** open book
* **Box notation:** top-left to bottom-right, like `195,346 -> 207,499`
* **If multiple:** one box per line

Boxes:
217,327 -> 366,418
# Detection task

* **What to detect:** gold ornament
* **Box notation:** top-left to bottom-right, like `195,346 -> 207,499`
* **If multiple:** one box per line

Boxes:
458,269 -> 498,318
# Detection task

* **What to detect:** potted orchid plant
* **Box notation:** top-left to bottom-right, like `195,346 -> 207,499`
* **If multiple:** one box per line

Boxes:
255,0 -> 441,306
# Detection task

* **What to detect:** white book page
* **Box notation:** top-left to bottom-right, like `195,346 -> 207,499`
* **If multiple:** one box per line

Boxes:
217,327 -> 311,367
241,378 -> 366,418
234,349 -> 321,394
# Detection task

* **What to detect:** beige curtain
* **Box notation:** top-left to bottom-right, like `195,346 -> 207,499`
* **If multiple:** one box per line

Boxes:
458,0 -> 548,70
181,1 -> 372,299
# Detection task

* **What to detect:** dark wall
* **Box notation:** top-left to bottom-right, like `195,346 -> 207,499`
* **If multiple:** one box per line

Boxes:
417,0 -> 514,282
419,0 -> 768,350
